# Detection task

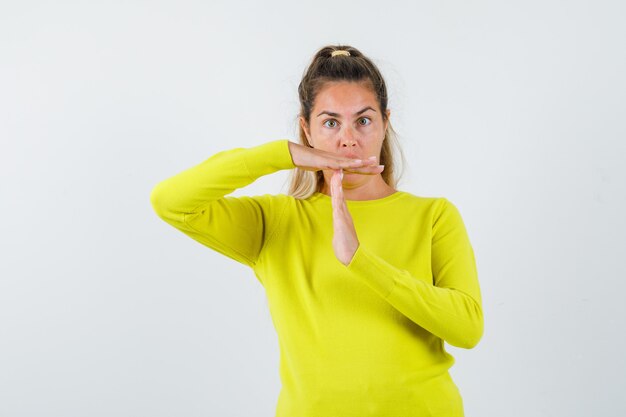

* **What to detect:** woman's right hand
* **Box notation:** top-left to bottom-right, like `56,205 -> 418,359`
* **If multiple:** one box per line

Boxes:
287,141 -> 384,175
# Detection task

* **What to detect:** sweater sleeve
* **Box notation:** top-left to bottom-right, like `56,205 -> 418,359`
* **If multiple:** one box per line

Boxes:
345,198 -> 484,349
150,139 -> 296,269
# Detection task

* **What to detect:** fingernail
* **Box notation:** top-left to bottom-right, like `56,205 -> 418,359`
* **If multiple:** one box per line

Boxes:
340,171 -> 344,180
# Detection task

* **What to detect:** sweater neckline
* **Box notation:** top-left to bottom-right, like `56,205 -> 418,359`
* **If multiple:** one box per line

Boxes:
309,190 -> 407,206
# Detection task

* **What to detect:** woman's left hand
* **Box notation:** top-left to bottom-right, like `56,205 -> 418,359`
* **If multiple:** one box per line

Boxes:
330,169 -> 359,265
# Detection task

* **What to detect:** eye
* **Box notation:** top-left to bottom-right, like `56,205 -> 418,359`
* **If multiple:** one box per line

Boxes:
323,119 -> 338,128
358,117 -> 371,126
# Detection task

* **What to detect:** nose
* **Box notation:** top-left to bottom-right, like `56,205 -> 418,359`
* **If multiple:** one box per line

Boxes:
340,126 -> 357,148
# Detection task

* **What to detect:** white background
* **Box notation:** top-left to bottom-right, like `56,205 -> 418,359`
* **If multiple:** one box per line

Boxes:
1,1 -> 625,416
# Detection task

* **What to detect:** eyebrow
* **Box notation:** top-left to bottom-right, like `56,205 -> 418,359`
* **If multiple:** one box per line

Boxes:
316,106 -> 377,118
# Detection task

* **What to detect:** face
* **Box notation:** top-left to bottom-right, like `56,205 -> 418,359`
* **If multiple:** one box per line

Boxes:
300,81 -> 390,170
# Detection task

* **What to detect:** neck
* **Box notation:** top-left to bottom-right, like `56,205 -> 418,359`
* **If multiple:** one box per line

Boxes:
319,174 -> 396,201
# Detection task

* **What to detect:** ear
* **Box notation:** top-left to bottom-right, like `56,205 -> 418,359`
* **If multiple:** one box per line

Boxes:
299,116 -> 313,147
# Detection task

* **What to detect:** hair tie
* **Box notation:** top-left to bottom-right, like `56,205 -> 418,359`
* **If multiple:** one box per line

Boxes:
331,50 -> 351,57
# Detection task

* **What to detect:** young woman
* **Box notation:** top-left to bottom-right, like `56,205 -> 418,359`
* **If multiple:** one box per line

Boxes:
151,44 -> 484,417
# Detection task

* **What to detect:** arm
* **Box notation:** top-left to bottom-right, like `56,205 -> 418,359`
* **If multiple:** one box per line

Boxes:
345,198 -> 484,349
149,139 -> 296,268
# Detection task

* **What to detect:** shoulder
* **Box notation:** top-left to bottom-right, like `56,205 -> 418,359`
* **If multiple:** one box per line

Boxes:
395,191 -> 447,211
394,192 -> 468,224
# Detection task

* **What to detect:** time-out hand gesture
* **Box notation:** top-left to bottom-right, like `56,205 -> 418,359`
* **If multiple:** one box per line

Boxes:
287,142 -> 384,265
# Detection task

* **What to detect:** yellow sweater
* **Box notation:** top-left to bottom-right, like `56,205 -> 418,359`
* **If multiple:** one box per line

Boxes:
150,139 -> 484,416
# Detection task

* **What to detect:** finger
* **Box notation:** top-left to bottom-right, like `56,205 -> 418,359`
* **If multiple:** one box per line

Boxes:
331,169 -> 345,212
342,165 -> 385,175
329,155 -> 380,169
338,170 -> 344,200
331,169 -> 341,205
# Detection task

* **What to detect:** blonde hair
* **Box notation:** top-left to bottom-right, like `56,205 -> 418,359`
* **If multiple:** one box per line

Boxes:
287,45 -> 406,199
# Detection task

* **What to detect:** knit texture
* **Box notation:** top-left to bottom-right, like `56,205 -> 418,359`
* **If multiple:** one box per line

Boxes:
150,139 -> 483,416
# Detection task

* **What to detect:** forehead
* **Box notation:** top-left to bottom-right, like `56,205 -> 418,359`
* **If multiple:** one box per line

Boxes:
314,81 -> 377,110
